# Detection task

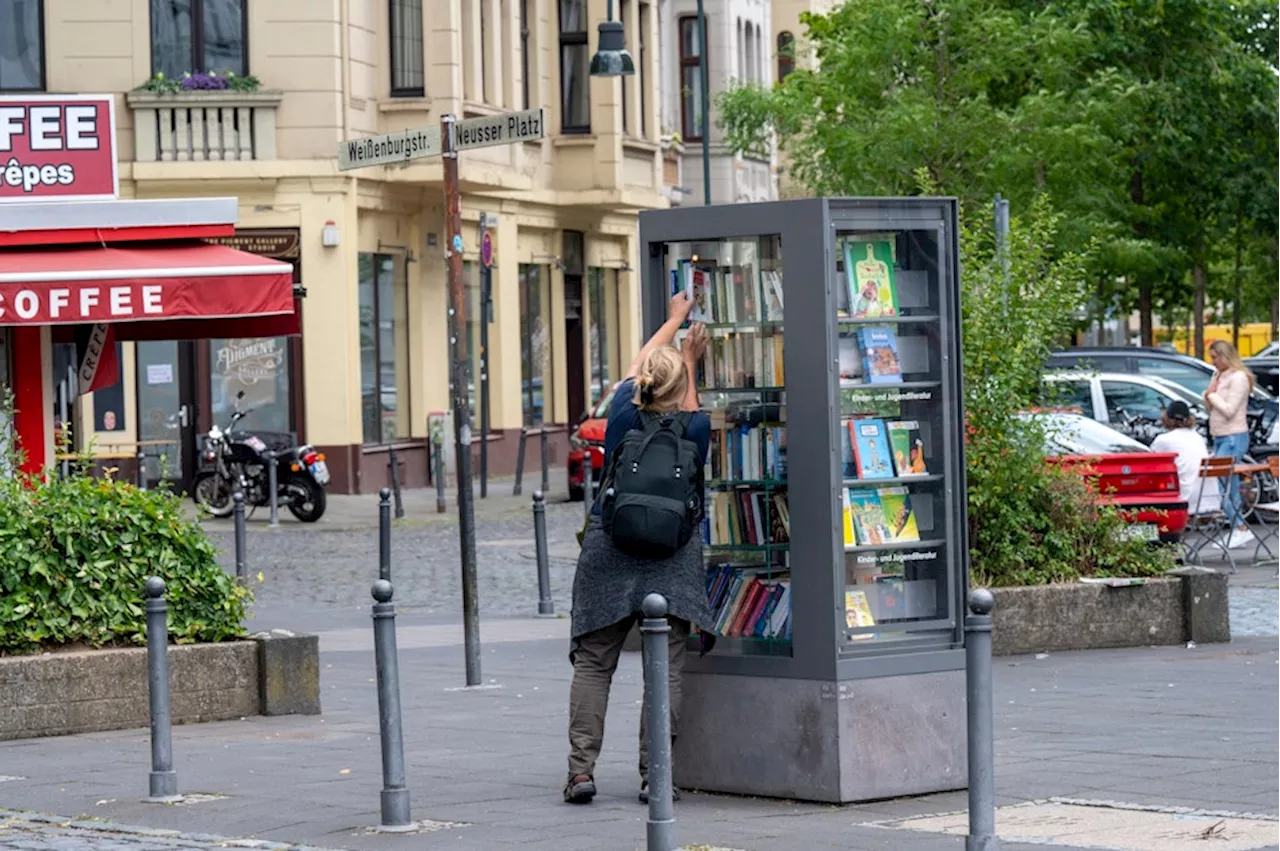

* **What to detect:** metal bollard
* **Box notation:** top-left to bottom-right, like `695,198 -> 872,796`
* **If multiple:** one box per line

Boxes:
143,577 -> 181,802
582,449 -> 595,522
539,427 -> 550,496
512,426 -> 529,496
378,487 -> 392,581
640,593 -> 675,851
533,491 -> 554,617
433,437 -> 447,514
371,579 -> 413,831
966,589 -> 999,851
266,451 -> 279,528
233,492 -> 247,582
136,450 -> 147,491
388,446 -> 405,519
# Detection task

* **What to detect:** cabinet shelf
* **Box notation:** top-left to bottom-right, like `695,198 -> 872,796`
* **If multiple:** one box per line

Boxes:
843,538 -> 946,553
837,314 -> 940,326
843,474 -> 944,487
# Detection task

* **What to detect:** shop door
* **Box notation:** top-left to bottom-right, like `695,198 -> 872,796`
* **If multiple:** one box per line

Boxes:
135,341 -> 198,491
564,273 -> 586,422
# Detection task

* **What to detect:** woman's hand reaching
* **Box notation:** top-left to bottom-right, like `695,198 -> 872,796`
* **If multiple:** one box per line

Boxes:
682,322 -> 708,364
669,290 -> 694,325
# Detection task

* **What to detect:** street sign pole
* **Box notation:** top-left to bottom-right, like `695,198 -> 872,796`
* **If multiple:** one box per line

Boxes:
442,114 -> 482,688
339,108 -> 544,690
479,217 -> 494,499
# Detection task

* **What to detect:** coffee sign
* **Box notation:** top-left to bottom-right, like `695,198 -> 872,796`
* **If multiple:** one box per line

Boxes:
0,94 -> 118,203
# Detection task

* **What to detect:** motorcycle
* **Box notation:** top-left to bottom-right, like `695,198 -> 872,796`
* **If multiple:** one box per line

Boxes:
192,392 -> 330,523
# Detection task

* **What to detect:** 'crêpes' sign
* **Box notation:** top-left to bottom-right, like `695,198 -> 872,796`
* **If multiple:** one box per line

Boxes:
0,94 -> 118,202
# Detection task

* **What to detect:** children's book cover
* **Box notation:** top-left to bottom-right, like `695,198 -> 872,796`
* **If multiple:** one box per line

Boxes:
849,418 -> 894,479
845,589 -> 877,640
838,334 -> 862,382
679,259 -> 713,322
845,240 -> 899,319
877,486 -> 921,543
841,488 -> 856,547
857,326 -> 903,384
840,417 -> 858,478
888,420 -> 928,476
845,488 -> 890,546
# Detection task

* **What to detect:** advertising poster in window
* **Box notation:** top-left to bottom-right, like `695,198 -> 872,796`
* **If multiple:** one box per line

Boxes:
210,337 -> 290,433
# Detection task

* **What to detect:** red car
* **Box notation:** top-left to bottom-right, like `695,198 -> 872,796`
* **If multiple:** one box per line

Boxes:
1030,412 -> 1188,543
567,385 -> 618,501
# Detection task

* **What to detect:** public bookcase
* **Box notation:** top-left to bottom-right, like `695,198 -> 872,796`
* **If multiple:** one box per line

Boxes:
638,198 -> 968,804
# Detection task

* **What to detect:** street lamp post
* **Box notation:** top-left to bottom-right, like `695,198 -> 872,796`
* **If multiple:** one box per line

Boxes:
696,0 -> 711,206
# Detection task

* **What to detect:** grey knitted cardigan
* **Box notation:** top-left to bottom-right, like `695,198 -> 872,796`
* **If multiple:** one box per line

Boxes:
569,516 -> 712,647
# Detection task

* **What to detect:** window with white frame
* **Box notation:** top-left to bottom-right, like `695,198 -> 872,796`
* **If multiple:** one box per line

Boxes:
559,0 -> 590,132
678,15 -> 706,141
389,0 -> 424,96
777,31 -> 795,81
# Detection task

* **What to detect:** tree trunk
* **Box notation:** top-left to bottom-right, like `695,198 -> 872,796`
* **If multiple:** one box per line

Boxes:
1138,283 -> 1153,347
1193,265 -> 1207,360
1232,208 -> 1243,349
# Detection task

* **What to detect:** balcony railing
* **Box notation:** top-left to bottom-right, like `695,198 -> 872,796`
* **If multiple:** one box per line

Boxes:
126,91 -> 283,162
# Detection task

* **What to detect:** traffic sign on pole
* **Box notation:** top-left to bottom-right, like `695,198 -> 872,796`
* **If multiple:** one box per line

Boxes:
454,108 -> 546,152
338,126 -> 442,171
480,231 -> 493,268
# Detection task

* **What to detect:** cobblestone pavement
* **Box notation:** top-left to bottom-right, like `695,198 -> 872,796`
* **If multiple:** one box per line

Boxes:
0,811 -> 332,851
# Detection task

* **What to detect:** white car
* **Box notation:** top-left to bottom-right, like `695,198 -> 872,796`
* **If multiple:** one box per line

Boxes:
1042,371 -> 1212,445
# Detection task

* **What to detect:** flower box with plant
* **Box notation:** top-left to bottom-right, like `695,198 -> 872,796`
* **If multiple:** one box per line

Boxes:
133,70 -> 263,94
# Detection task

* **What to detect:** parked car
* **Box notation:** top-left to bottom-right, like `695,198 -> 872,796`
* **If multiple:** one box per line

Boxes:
1022,411 -> 1188,543
567,385 -> 618,501
1243,340 -> 1279,396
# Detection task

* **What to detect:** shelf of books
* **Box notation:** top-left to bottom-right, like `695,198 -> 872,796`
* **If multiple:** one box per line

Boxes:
836,231 -> 955,652
670,234 -> 792,658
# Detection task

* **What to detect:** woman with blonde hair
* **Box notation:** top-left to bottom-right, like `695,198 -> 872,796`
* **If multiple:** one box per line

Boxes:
563,291 -> 711,806
1205,339 -> 1256,548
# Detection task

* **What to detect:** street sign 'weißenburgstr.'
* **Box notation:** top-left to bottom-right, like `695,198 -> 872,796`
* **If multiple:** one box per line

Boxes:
455,108 -> 545,151
338,125 -> 442,171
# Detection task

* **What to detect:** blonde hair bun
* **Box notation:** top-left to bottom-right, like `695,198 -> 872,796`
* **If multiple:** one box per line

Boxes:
633,346 -> 688,412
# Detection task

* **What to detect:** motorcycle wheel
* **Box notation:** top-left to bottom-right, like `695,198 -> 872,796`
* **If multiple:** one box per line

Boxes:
193,473 -> 235,518
286,477 -> 327,523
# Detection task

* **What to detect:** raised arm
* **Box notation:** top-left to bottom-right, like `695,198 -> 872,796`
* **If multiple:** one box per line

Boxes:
625,292 -> 694,379
680,323 -> 708,411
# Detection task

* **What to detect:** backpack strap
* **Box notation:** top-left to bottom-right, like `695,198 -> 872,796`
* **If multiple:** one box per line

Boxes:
632,411 -> 692,460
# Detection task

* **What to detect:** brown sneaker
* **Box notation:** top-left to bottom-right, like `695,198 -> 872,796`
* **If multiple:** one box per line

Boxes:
564,774 -> 596,804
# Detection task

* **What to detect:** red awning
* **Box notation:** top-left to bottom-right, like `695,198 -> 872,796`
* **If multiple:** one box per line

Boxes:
0,241 -> 294,327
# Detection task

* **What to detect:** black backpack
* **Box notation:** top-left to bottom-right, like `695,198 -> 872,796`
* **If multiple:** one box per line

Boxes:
600,411 -> 703,558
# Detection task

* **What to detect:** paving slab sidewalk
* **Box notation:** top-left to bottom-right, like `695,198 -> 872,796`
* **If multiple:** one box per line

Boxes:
0,621 -> 1275,851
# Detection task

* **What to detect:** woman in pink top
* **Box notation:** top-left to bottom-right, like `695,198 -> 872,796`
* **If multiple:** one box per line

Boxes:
1204,340 -> 1256,549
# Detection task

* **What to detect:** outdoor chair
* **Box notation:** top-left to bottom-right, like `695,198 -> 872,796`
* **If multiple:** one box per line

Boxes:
1249,456 -> 1279,566
1182,456 -> 1237,573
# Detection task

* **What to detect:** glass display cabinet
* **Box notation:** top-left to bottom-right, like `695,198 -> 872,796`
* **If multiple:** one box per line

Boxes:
639,198 -> 967,803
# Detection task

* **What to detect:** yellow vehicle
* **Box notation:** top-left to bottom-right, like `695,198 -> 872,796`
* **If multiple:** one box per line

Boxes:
1159,323 -> 1275,358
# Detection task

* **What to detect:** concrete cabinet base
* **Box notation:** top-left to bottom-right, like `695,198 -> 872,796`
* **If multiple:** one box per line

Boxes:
673,668 -> 967,803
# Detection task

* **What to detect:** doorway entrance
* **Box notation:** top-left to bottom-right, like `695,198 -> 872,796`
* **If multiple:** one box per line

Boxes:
134,340 -> 199,491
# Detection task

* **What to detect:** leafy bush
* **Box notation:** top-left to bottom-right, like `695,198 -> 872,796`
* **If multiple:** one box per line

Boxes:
958,187 -> 1176,585
0,428 -> 248,654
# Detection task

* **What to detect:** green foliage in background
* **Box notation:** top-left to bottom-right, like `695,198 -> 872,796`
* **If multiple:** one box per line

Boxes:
0,403 -> 248,654
956,189 -> 1176,585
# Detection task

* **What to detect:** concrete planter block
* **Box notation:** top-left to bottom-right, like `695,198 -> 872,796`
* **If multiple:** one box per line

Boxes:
990,575 -> 1230,656
253,631 -> 321,716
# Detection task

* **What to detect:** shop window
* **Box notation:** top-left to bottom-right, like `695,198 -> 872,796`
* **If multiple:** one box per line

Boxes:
0,0 -> 44,91
678,15 -> 707,141
777,31 -> 795,81
150,0 -> 247,79
558,0 -> 589,133
359,253 -> 412,445
587,267 -> 619,407
389,0 -> 424,97
209,337 -> 292,434
520,264 -> 553,426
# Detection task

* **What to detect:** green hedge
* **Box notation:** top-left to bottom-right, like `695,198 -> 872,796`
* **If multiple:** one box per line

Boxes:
0,472 -> 248,654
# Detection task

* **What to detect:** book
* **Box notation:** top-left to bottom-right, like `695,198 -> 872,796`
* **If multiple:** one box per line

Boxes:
849,418 -> 895,480
762,269 -> 784,321
888,420 -> 928,477
839,417 -> 858,478
682,260 -> 713,323
845,589 -> 877,640
838,334 -> 862,382
704,565 -> 791,639
876,486 -> 920,543
846,488 -> 890,546
845,240 -> 899,319
857,326 -> 903,384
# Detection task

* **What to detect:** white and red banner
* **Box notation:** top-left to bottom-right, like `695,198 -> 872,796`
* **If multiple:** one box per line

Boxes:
0,242 -> 295,326
0,94 -> 118,203
74,323 -> 120,394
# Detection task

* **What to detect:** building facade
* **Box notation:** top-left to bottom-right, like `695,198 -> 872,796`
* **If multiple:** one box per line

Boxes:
658,0 -> 778,205
6,0 -> 671,493
770,0 -> 832,197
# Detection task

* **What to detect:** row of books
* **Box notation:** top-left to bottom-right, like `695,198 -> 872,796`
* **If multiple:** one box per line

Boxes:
842,418 -> 928,480
688,330 -> 785,389
838,326 -> 903,385
673,260 -> 785,324
704,488 -> 790,547
841,239 -> 899,320
706,565 -> 792,638
842,486 -> 921,547
707,416 -> 787,482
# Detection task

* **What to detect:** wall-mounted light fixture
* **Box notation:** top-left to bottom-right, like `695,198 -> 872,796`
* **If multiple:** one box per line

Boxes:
321,220 -> 340,247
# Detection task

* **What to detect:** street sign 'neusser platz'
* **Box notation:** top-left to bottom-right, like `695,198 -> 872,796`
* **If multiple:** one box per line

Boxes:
336,108 -> 545,171
454,108 -> 545,152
